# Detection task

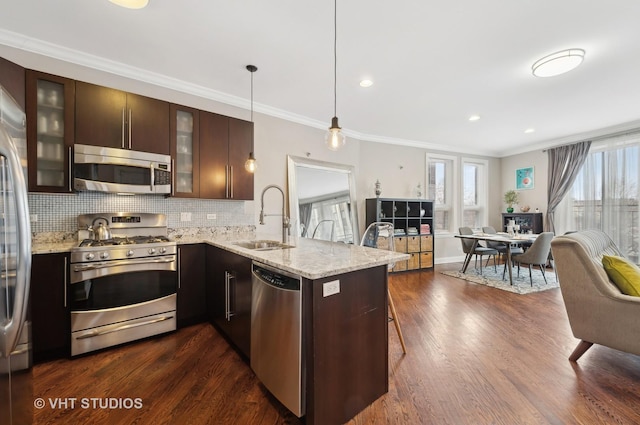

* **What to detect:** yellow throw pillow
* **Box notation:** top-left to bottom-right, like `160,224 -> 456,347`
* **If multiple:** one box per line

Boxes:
602,255 -> 640,297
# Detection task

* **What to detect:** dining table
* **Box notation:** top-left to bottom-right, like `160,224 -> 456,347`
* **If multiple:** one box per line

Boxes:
455,232 -> 538,285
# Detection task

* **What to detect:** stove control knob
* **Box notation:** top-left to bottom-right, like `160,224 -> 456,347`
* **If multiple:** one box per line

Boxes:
86,253 -> 95,261
148,248 -> 156,255
159,247 -> 167,254
100,252 -> 109,260
127,250 -> 134,257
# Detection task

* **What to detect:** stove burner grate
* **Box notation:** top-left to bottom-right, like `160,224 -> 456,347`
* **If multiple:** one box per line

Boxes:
78,235 -> 171,248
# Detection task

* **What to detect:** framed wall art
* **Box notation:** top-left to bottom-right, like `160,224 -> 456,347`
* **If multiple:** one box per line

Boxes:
515,166 -> 534,190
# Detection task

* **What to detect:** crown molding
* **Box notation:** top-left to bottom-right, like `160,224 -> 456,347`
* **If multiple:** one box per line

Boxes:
0,28 -> 497,158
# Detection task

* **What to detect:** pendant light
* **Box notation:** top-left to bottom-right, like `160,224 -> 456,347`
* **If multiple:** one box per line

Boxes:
325,0 -> 346,151
244,65 -> 258,173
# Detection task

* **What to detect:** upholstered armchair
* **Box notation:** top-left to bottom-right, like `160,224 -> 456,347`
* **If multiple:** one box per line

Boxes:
550,230 -> 640,361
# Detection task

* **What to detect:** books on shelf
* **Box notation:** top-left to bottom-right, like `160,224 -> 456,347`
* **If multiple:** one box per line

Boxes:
420,224 -> 431,234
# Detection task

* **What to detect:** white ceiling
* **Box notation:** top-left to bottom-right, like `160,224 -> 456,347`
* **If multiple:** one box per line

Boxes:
2,0 -> 640,157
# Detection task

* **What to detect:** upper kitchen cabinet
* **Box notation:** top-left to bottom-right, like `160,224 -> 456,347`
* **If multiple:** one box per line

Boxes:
170,104 -> 200,198
0,56 -> 25,109
26,70 -> 75,193
75,81 -> 170,155
199,111 -> 254,200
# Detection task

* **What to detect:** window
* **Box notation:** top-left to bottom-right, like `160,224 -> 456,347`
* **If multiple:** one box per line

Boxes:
558,134 -> 640,262
427,155 -> 457,233
462,158 -> 488,229
427,154 -> 488,234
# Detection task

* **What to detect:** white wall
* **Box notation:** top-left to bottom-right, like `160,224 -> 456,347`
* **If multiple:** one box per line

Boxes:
500,150 -> 548,228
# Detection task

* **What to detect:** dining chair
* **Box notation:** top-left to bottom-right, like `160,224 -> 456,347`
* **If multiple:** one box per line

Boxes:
510,232 -> 554,286
482,225 -> 524,264
459,227 -> 498,273
361,222 -> 407,354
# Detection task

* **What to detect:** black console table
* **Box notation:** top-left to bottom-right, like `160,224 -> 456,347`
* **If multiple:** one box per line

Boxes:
502,212 -> 543,234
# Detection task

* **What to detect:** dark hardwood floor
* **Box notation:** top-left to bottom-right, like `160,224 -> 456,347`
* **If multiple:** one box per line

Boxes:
33,263 -> 640,424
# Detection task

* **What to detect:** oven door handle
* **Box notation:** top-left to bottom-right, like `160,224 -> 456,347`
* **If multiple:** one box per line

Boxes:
75,315 -> 174,340
73,256 -> 175,273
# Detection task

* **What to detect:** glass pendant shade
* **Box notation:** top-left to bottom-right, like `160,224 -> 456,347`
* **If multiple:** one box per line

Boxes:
244,151 -> 257,173
325,116 -> 346,151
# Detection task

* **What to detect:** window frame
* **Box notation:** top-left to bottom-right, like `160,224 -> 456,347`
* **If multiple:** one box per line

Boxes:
426,153 -> 488,236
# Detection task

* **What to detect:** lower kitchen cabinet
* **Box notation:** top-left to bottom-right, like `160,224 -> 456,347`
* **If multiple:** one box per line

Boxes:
177,244 -> 206,327
31,253 -> 70,363
206,245 -> 252,358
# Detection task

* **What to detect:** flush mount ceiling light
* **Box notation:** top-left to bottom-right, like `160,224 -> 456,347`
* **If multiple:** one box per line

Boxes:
109,0 -> 149,9
325,0 -> 346,151
532,48 -> 585,77
359,79 -> 373,88
468,115 -> 480,122
524,128 -> 535,134
244,65 -> 258,173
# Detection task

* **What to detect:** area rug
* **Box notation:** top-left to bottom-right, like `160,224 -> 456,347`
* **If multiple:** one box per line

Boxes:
441,266 -> 559,294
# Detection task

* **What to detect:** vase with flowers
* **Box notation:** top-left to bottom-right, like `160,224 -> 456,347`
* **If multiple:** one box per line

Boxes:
504,190 -> 519,213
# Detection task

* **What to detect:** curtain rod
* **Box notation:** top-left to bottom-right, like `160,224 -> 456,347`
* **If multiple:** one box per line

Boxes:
542,127 -> 640,152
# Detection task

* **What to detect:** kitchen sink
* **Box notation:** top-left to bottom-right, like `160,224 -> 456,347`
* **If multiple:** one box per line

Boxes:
233,240 -> 294,251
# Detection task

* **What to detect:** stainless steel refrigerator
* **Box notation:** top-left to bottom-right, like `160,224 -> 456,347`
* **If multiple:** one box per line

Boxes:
0,84 -> 33,424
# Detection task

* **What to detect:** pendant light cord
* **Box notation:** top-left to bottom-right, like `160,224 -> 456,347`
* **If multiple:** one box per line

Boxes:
333,0 -> 337,118
251,70 -> 254,122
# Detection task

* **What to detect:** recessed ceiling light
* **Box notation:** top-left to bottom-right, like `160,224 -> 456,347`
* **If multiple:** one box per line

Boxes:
359,79 -> 373,88
532,49 -> 585,77
524,128 -> 535,134
468,115 -> 480,121
109,0 -> 149,9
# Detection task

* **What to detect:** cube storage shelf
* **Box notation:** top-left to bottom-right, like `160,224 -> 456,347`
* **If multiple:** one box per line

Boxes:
365,198 -> 435,272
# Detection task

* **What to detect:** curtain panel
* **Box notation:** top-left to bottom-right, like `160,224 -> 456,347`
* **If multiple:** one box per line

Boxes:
546,141 -> 591,233
557,132 -> 640,261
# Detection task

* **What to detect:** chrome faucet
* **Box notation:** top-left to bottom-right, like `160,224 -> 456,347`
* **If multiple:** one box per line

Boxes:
259,184 -> 290,244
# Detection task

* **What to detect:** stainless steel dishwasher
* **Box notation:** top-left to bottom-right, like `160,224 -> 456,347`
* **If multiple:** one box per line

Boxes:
250,261 -> 304,417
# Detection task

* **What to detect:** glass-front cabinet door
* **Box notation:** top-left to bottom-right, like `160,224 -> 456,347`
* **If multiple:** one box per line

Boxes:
170,104 -> 199,198
26,70 -> 75,193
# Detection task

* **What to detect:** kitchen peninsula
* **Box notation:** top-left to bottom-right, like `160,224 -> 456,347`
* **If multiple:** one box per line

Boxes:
190,235 -> 408,425
31,234 -> 408,425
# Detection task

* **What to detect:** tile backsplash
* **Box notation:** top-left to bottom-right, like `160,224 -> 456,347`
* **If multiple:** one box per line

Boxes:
28,192 -> 255,233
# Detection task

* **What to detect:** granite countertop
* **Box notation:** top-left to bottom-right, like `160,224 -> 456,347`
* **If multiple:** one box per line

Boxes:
33,233 -> 409,280
202,236 -> 409,280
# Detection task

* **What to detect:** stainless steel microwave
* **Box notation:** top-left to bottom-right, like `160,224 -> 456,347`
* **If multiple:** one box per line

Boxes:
74,144 -> 171,194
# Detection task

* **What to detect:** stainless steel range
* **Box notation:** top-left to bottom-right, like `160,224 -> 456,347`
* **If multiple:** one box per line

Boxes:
69,213 -> 177,356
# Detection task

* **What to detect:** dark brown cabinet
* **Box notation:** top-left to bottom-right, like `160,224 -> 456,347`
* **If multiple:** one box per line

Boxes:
26,70 -> 75,193
170,104 -> 200,197
199,111 -> 254,200
75,81 -> 170,155
177,244 -> 206,327
206,245 -> 252,358
0,56 -> 25,109
30,253 -> 69,363
502,212 -> 543,234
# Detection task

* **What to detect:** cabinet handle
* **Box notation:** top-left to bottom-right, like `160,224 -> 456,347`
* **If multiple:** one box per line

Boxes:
225,271 -> 235,321
121,108 -> 125,149
171,159 -> 175,196
68,146 -> 73,192
177,248 -> 181,289
225,165 -> 230,198
229,166 -> 234,198
64,256 -> 68,308
128,109 -> 132,150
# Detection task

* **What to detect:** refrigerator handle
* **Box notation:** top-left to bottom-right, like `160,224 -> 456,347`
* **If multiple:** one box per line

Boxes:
0,130 -> 32,358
